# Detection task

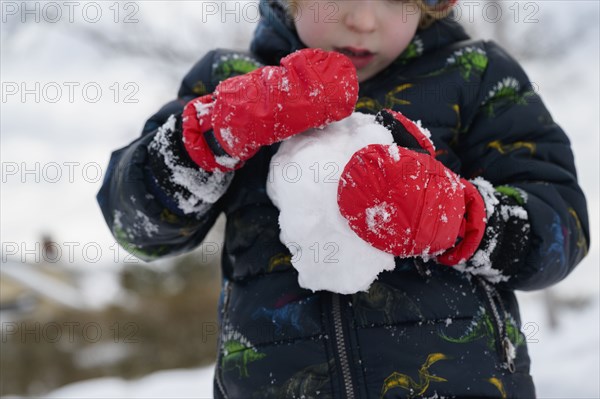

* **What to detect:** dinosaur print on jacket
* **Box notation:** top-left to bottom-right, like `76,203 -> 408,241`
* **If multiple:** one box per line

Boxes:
438,307 -> 524,351
252,295 -> 319,335
352,281 -> 423,325
380,353 -> 449,398
221,325 -> 266,378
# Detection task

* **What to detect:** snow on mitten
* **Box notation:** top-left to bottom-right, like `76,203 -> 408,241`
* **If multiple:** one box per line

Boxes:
450,181 -> 531,283
182,48 -> 359,172
337,109 -> 487,264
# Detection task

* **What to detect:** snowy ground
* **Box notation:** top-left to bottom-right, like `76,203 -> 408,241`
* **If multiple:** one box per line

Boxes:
0,294 -> 578,398
39,366 -> 216,399
28,293 -> 600,398
14,294 -> 591,398
2,1 -> 599,398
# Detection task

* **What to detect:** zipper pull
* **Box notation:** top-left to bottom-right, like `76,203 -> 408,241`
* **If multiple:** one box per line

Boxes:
502,337 -> 516,373
477,277 -> 517,374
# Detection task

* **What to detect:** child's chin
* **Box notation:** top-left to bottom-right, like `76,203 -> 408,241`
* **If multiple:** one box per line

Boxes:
356,67 -> 378,83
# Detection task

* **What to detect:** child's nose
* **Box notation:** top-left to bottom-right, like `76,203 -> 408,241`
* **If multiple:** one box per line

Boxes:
343,1 -> 377,34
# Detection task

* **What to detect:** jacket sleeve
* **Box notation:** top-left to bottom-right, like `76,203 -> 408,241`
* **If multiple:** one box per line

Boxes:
456,41 -> 589,291
96,51 -> 233,262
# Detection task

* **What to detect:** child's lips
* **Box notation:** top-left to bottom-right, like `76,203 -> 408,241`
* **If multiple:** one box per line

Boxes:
335,47 -> 376,69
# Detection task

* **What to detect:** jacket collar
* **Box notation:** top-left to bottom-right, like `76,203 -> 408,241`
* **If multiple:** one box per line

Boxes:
250,0 -> 471,68
250,0 -> 304,65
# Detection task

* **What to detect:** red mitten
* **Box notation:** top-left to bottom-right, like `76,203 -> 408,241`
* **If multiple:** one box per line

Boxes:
337,109 -> 486,265
182,49 -> 359,172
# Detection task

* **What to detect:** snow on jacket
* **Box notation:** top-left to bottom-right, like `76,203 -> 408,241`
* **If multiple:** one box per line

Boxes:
97,1 -> 589,397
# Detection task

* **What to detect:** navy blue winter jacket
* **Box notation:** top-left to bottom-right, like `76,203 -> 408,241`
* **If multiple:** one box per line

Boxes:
97,1 -> 589,397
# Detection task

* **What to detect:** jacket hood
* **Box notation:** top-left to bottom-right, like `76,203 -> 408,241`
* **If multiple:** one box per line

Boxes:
250,0 -> 471,66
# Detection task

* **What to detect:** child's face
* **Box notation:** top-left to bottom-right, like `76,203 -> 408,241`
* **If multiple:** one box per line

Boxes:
293,0 -> 421,82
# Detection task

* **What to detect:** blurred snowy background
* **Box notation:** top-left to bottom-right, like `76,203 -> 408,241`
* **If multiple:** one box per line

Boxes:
1,0 -> 598,397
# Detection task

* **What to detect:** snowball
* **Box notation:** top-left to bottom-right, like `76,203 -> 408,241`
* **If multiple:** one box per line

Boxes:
267,113 -> 396,294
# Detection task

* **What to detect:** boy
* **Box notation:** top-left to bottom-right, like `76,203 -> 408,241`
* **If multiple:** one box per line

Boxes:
97,0 -> 589,397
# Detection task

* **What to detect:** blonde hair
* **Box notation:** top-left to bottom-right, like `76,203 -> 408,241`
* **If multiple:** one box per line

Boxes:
285,0 -> 453,30
414,0 -> 455,29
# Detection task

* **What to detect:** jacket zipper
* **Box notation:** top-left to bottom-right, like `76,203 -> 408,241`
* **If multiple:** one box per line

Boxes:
215,279 -> 233,399
331,293 -> 357,399
476,277 -> 516,373
222,279 -> 232,317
